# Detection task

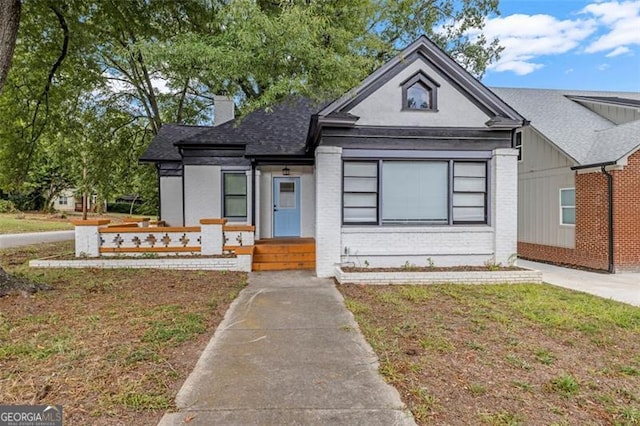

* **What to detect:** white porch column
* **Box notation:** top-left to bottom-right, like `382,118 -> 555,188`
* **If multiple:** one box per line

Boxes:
200,218 -> 226,255
491,148 -> 519,265
72,219 -> 110,257
315,146 -> 342,277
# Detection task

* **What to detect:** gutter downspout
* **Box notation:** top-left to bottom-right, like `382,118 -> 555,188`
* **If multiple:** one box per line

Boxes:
601,166 -> 615,273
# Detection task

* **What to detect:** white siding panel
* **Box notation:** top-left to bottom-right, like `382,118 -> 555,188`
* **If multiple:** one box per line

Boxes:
576,101 -> 640,125
518,126 -> 576,248
183,165 -> 221,226
160,176 -> 183,226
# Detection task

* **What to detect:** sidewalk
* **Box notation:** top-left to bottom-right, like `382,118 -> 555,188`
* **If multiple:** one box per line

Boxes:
519,259 -> 640,307
158,270 -> 415,426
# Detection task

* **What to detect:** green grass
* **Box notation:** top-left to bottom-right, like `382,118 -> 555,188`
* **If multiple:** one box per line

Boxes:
0,214 -> 73,234
339,283 -> 640,425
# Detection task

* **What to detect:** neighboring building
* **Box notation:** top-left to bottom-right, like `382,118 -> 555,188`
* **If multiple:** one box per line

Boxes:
141,36 -> 525,277
493,88 -> 640,272
52,189 -> 101,212
52,189 -> 78,212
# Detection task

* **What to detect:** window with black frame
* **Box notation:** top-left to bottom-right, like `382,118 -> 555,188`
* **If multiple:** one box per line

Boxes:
223,172 -> 247,220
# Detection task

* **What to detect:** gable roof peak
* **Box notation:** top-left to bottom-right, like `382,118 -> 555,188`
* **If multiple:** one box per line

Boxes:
318,35 -> 524,124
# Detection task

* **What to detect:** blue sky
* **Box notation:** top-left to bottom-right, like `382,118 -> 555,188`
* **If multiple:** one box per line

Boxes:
480,0 -> 640,92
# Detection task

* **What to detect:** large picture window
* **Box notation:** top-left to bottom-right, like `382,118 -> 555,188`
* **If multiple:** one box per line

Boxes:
223,172 -> 247,220
343,160 -> 488,226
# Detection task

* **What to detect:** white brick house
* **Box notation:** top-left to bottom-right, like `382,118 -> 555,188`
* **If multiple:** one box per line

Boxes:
141,36 -> 525,277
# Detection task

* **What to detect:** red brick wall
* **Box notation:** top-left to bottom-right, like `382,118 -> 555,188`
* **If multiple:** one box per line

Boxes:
611,150 -> 640,271
519,150 -> 640,272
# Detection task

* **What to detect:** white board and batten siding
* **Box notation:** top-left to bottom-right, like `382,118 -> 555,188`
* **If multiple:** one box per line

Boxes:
518,126 -> 577,248
574,100 -> 640,125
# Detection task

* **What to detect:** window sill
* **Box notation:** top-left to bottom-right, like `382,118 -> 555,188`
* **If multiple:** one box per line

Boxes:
400,108 -> 439,113
342,225 -> 493,234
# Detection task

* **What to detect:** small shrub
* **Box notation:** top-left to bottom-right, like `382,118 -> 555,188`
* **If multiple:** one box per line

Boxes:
550,374 -> 580,396
426,257 -> 435,269
0,199 -> 18,213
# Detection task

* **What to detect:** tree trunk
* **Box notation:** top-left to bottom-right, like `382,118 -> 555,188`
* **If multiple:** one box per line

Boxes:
0,0 -> 20,92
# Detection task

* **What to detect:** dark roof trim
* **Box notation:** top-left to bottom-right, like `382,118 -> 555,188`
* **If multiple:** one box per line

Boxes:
571,160 -> 617,170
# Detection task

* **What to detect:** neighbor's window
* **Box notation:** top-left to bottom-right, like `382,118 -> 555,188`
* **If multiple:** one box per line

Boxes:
515,132 -> 523,161
223,172 -> 247,220
58,196 -> 68,205
401,72 -> 439,111
560,188 -> 575,225
343,160 -> 487,226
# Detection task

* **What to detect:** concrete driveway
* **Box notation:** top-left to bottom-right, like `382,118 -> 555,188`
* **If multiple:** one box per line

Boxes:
0,231 -> 75,249
519,259 -> 640,307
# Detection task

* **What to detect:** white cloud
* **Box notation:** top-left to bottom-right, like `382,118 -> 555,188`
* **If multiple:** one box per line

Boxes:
598,63 -> 611,70
565,68 -> 575,74
582,1 -> 640,54
475,14 -> 597,75
605,46 -> 632,56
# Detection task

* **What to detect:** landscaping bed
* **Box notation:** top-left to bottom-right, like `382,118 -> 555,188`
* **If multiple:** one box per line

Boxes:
0,241 -> 247,425
339,283 -> 640,425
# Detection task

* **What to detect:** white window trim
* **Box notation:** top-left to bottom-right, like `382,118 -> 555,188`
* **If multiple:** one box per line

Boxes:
559,187 -> 576,226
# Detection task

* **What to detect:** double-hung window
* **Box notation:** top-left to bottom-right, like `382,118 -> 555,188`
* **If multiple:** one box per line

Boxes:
342,160 -> 488,226
223,172 -> 247,220
560,188 -> 575,225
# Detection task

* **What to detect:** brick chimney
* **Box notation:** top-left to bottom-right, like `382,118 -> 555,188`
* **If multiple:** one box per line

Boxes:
213,95 -> 234,126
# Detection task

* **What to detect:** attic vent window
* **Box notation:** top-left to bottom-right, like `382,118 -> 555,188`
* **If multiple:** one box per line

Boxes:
401,71 -> 439,112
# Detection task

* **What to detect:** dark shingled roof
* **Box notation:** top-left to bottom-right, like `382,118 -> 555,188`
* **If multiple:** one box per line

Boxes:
141,97 -> 328,162
139,124 -> 209,162
178,97 -> 327,156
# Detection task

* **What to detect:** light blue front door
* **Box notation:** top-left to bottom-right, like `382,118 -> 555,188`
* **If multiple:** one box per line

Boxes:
273,177 -> 300,237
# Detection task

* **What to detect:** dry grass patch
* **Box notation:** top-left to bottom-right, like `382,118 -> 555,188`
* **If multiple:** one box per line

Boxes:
339,284 -> 640,425
0,241 -> 247,425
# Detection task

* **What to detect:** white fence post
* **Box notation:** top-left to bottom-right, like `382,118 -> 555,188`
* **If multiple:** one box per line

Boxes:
200,218 -> 227,255
71,219 -> 110,257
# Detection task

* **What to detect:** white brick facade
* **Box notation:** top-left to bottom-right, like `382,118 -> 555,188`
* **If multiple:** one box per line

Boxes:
315,146 -> 343,277
30,257 -> 251,272
492,148 -> 519,265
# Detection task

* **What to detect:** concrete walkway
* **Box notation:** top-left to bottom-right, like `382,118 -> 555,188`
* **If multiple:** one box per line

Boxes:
159,270 -> 415,426
0,230 -> 74,249
519,259 -> 640,307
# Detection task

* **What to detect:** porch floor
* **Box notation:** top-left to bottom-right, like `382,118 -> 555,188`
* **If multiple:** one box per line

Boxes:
253,238 -> 316,271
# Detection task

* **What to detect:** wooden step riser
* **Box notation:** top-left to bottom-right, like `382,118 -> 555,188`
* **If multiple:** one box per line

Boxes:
254,245 -> 316,254
252,261 -> 316,271
253,253 -> 316,263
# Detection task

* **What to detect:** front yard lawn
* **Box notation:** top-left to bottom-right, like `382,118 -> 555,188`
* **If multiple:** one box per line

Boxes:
0,213 -> 74,234
339,284 -> 640,425
0,241 -> 247,425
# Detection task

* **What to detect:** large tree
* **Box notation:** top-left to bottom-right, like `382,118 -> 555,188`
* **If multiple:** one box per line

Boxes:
0,0 -> 21,92
0,0 -> 501,209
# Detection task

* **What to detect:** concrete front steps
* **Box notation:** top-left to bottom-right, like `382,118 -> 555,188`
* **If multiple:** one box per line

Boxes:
252,238 -> 316,271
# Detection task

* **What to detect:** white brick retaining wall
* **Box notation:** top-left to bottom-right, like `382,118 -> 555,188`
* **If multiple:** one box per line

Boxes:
334,266 -> 542,285
30,255 -> 252,272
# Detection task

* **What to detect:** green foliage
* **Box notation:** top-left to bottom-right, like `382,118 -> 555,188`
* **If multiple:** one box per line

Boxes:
550,374 -> 580,396
0,0 -> 501,213
0,199 -> 18,213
